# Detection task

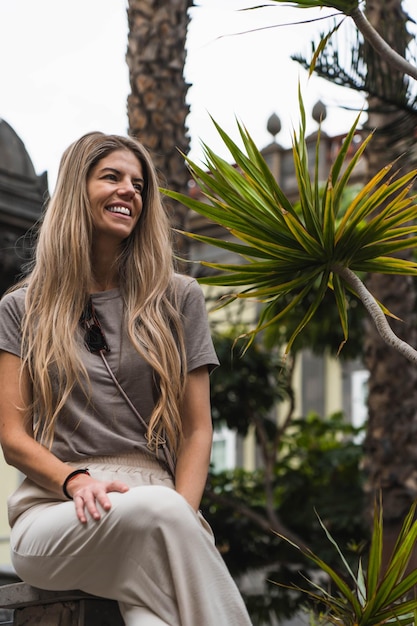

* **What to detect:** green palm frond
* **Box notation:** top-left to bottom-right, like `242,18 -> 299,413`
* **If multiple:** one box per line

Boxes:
244,0 -> 359,12
162,90 -> 417,353
274,500 -> 417,625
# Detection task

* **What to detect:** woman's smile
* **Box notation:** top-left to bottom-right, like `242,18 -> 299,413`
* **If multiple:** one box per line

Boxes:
105,204 -> 132,217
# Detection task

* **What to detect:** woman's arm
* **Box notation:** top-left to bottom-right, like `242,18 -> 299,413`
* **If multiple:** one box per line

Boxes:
0,350 -> 129,522
175,365 -> 213,511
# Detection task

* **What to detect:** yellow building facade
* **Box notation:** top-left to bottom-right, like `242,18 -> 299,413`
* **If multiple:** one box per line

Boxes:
0,464 -> 18,566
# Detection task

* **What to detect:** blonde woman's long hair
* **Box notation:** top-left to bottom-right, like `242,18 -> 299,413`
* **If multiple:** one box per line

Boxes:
20,132 -> 186,455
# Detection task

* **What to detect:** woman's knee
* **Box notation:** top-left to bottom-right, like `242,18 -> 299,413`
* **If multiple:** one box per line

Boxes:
133,486 -> 201,536
139,485 -> 194,521
111,485 -> 195,528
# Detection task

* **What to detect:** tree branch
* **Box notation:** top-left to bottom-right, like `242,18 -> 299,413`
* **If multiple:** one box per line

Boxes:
350,7 -> 417,81
332,265 -> 417,363
252,415 -> 283,531
276,357 -> 296,441
204,488 -> 309,549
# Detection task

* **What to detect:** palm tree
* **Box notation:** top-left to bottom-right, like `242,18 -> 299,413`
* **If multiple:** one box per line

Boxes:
293,0 -> 417,560
358,0 -> 417,567
211,0 -> 417,561
126,0 -> 192,257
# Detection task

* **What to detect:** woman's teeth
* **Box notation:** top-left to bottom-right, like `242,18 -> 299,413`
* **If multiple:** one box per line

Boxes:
106,206 -> 131,216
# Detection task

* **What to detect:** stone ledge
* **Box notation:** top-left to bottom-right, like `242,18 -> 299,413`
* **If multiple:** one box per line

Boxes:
0,582 -> 94,609
0,582 -> 124,626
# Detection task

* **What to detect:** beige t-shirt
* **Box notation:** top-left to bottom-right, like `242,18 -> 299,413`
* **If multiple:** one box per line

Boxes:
0,274 -> 219,462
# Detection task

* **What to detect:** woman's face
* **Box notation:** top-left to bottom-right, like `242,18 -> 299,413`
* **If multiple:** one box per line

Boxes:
87,149 -> 145,245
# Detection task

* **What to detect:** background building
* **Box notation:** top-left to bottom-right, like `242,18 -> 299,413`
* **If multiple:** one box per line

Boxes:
0,119 -> 46,572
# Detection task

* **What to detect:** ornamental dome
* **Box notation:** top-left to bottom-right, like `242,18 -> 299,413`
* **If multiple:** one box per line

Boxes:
0,118 -> 37,178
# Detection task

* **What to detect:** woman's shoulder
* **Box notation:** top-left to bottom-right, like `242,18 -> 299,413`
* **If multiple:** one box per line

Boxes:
172,272 -> 196,290
0,286 -> 27,313
0,287 -> 27,340
171,273 -> 202,300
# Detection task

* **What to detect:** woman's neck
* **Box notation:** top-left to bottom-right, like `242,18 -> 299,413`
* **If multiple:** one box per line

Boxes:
90,276 -> 119,293
91,245 -> 120,292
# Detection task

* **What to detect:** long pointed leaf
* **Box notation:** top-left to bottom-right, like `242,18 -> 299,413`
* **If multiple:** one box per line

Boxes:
282,212 -> 323,257
335,165 -> 394,241
286,271 -> 330,352
332,131 -> 374,210
331,111 -> 364,188
332,273 -> 348,342
322,180 -> 335,254
366,499 -> 383,601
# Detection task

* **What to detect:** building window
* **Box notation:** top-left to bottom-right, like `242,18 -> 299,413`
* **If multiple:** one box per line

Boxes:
351,369 -> 369,440
211,426 -> 236,472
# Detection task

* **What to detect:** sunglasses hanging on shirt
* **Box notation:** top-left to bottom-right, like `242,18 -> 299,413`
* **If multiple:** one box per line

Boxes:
79,298 -> 110,354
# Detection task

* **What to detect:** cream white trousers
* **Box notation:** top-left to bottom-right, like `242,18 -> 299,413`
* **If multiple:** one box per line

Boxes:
8,452 -> 252,626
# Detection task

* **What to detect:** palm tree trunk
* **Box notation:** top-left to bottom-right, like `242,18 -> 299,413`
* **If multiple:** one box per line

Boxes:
126,0 -> 192,262
361,0 -> 417,567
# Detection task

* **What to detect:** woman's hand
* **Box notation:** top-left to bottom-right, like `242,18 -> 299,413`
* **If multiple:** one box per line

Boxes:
66,473 -> 130,523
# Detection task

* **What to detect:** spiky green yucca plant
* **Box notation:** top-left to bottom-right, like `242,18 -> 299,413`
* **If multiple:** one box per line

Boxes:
163,89 -> 417,361
275,500 -> 417,626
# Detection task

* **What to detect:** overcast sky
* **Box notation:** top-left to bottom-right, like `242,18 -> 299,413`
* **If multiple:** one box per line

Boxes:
0,0 -> 414,190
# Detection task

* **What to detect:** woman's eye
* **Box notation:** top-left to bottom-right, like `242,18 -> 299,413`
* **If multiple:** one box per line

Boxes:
133,184 -> 143,193
104,174 -> 117,181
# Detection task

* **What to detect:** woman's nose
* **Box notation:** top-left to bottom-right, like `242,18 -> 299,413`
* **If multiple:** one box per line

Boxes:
117,178 -> 135,197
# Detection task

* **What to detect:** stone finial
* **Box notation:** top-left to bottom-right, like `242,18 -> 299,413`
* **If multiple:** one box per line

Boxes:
312,100 -> 327,124
266,113 -> 281,140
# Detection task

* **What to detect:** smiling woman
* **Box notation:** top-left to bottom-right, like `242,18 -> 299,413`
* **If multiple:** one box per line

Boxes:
0,131 -> 253,626
87,150 -> 145,282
